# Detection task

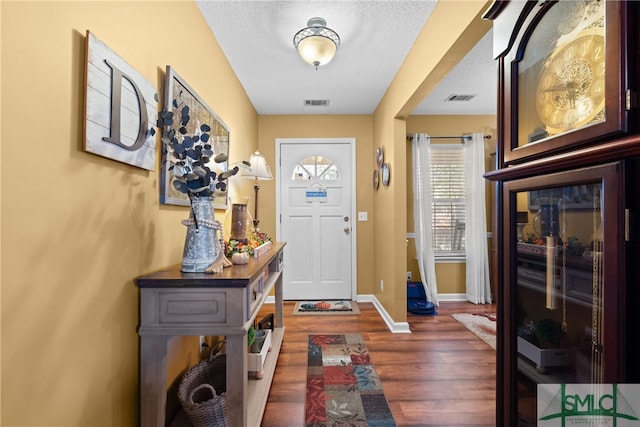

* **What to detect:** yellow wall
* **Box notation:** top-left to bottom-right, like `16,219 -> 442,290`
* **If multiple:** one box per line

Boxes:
257,115 -> 375,295
1,1 -> 257,425
372,1 -> 492,321
406,115 -> 496,294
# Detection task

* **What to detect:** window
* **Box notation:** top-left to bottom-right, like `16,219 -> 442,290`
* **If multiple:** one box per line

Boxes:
291,155 -> 339,180
430,145 -> 466,256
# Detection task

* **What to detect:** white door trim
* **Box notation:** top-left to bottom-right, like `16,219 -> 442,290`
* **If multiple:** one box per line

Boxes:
275,137 -> 357,300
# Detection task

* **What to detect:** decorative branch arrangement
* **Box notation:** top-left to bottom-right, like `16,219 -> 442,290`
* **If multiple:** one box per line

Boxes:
157,102 -> 242,199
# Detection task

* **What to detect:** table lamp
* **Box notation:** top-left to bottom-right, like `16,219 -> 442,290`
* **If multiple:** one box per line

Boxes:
241,151 -> 273,231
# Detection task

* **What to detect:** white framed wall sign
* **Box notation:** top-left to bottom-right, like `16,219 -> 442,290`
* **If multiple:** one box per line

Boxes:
83,30 -> 157,171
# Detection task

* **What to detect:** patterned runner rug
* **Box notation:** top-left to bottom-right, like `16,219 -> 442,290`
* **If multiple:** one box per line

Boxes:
305,334 -> 396,426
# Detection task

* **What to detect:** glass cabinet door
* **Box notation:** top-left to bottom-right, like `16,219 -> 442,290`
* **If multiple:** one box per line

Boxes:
503,162 -> 626,426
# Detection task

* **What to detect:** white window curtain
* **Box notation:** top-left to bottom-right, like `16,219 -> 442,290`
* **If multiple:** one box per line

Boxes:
411,133 -> 439,306
464,133 -> 492,304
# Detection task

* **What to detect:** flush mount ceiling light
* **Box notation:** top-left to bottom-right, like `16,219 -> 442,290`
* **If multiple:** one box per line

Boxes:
293,17 -> 340,70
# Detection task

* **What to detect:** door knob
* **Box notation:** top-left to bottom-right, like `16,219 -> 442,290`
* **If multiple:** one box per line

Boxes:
344,227 -> 350,233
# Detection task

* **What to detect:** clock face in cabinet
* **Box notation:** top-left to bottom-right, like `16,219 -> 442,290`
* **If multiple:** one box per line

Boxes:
519,0 -> 605,144
504,0 -> 629,163
536,29 -> 605,135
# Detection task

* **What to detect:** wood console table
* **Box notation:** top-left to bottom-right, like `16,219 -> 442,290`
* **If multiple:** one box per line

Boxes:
135,242 -> 285,427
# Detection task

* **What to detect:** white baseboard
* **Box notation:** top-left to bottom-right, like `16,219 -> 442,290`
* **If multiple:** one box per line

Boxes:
437,293 -> 467,302
357,294 -> 411,334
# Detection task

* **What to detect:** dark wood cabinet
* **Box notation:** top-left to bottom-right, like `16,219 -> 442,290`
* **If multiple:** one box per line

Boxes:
501,163 -> 639,426
486,0 -> 640,167
484,1 -> 640,425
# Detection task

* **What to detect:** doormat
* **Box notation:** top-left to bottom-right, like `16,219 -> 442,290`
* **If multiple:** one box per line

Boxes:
293,300 -> 360,315
305,334 -> 397,426
451,313 -> 496,350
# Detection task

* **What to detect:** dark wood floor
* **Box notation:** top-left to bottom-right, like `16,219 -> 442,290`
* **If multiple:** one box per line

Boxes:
260,300 -> 497,426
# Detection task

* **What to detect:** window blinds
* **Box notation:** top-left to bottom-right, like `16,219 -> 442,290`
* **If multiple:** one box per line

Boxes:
430,145 -> 466,254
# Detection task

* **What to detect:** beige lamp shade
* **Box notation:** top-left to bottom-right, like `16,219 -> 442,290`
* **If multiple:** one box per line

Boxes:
297,36 -> 337,67
242,151 -> 272,180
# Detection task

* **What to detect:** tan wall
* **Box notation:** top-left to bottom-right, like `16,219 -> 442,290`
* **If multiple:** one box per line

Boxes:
372,1 -> 493,321
257,115 -> 375,295
1,1 -> 257,425
406,115 -> 496,294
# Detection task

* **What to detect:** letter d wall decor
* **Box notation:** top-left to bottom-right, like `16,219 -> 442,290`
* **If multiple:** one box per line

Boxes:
83,30 -> 157,171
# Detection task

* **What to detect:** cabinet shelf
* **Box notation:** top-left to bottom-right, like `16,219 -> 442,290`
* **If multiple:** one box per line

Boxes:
247,327 -> 284,426
169,327 -> 285,427
517,356 -> 576,385
516,244 -> 596,308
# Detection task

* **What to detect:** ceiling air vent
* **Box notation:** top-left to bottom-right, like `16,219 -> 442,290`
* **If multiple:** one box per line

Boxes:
304,99 -> 330,107
445,94 -> 476,102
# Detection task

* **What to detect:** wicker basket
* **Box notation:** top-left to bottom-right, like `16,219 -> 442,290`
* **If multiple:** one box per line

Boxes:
178,351 -> 228,427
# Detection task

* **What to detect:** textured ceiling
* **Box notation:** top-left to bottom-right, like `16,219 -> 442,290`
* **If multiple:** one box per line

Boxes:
418,28 -> 496,115
196,0 -> 496,116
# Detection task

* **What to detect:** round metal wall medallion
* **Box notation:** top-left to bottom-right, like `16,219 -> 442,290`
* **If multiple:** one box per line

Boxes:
375,147 -> 384,169
381,163 -> 390,186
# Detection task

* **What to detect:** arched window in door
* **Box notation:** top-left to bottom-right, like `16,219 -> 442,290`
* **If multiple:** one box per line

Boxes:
291,155 -> 339,180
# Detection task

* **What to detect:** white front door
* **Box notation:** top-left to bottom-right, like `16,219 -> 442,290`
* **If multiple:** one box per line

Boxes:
277,138 -> 355,300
